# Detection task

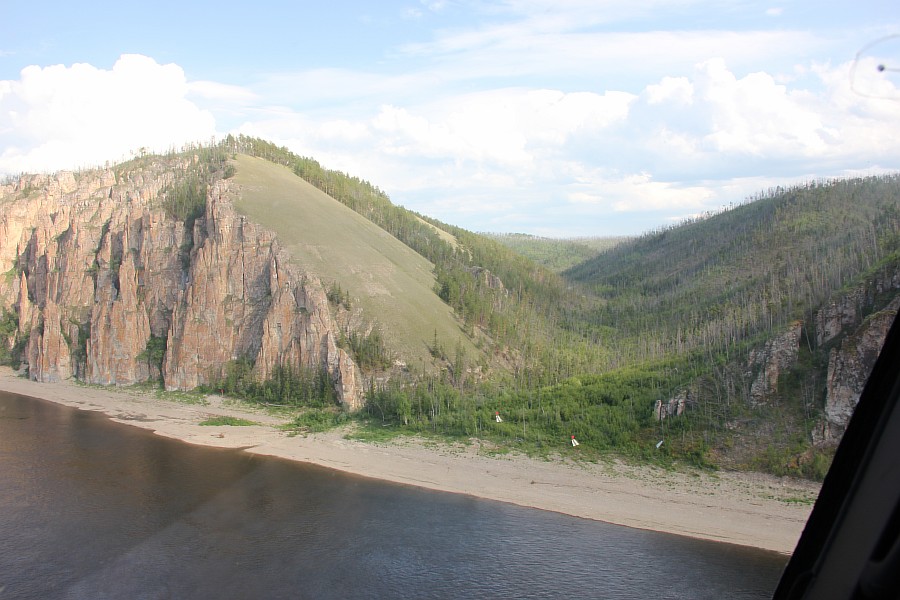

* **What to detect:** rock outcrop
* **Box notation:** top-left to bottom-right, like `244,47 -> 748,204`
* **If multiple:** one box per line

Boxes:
818,297 -> 899,442
746,321 -> 803,404
815,265 -> 900,346
0,158 -> 362,408
654,389 -> 689,421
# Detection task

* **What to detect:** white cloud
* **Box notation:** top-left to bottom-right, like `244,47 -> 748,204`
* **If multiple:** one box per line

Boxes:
368,88 -> 635,168
0,54 -> 216,174
225,53 -> 900,235
568,172 -> 714,212
4,6 -> 899,237
693,58 -> 837,157
644,75 -> 694,106
398,23 -> 822,84
188,80 -> 259,105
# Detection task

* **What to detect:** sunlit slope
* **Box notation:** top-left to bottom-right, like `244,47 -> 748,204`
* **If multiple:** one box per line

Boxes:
230,154 -> 476,367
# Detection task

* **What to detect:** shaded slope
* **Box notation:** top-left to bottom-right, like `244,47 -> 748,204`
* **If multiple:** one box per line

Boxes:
230,154 -> 476,368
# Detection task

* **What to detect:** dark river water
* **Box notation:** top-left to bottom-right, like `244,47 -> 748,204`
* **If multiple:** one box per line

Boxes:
0,391 -> 788,599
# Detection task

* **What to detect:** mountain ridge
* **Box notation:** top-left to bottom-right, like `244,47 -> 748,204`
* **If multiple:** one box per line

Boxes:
2,139 -> 898,478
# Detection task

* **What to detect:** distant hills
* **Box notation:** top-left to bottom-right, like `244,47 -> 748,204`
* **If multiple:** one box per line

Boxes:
485,233 -> 629,272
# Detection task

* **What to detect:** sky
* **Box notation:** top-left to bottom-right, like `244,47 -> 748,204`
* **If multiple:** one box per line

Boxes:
1,1 -> 899,237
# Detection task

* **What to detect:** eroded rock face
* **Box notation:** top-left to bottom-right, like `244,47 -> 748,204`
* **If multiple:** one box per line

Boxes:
811,263 -> 900,444
815,266 -> 900,346
819,298 -> 899,442
26,300 -> 72,383
654,390 -> 688,421
0,160 -> 362,408
747,321 -> 803,404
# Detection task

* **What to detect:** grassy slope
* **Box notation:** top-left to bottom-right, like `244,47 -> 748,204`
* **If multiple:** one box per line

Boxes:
230,154 -> 477,368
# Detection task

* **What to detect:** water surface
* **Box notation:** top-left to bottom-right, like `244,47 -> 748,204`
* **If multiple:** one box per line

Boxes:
0,392 -> 787,599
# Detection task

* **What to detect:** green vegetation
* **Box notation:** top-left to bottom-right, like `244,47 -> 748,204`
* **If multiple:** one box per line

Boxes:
221,138 -> 898,477
214,360 -> 337,408
486,233 -> 630,272
228,137 -> 580,383
69,321 -> 90,374
284,409 -> 351,433
229,152 -> 479,368
566,177 -> 900,364
159,144 -> 233,266
326,281 -> 351,310
0,308 -> 21,366
136,335 -> 166,384
160,144 -> 231,223
341,328 -> 392,371
10,138 -> 892,480
199,415 -> 258,426
360,356 -> 714,465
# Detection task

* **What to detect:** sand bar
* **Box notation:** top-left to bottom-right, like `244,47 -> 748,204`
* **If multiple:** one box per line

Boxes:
0,369 -> 820,554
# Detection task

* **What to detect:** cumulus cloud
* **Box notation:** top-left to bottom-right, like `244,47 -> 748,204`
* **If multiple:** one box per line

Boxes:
0,54 -> 216,174
230,54 -> 900,235
4,38 -> 899,236
568,172 -> 714,212
368,88 -> 635,168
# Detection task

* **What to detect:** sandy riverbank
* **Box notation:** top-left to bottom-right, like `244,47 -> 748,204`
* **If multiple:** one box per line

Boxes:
0,369 -> 820,554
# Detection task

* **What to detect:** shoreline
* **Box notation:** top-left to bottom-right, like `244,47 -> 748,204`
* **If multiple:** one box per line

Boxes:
0,369 -> 819,555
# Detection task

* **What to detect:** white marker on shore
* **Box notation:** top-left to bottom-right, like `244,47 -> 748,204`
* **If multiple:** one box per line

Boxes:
656,440 -> 664,449
495,411 -> 502,423
571,435 -> 579,447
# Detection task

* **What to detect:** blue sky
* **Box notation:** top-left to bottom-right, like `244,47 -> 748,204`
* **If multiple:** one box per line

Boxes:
2,1 -> 899,236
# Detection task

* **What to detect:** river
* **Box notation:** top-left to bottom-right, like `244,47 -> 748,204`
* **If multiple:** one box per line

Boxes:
0,391 -> 787,599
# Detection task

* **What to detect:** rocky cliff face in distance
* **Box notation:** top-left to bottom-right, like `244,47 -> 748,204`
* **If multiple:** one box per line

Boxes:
817,295 -> 899,443
735,261 -> 898,446
746,321 -> 803,405
0,158 -> 361,408
740,259 -> 899,444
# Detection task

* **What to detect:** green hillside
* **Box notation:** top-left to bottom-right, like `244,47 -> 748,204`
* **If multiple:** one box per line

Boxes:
138,140 -> 900,479
486,233 -> 629,272
230,154 -> 478,368
566,176 -> 900,362
552,177 -> 900,476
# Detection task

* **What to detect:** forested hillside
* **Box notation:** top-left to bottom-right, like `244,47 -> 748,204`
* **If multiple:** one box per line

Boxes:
566,177 -> 900,363
6,137 -> 895,480
227,136 -> 583,380
557,177 -> 900,476
228,137 -> 899,477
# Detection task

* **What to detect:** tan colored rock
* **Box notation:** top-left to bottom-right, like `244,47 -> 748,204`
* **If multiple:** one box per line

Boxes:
87,250 -> 151,385
747,321 -> 802,404
0,156 -> 362,406
26,300 -> 73,382
820,298 -> 899,442
816,263 -> 900,346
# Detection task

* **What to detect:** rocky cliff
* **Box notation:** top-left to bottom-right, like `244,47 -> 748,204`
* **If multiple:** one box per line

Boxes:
816,294 -> 899,443
0,157 -> 361,408
737,259 -> 899,443
746,321 -> 803,405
